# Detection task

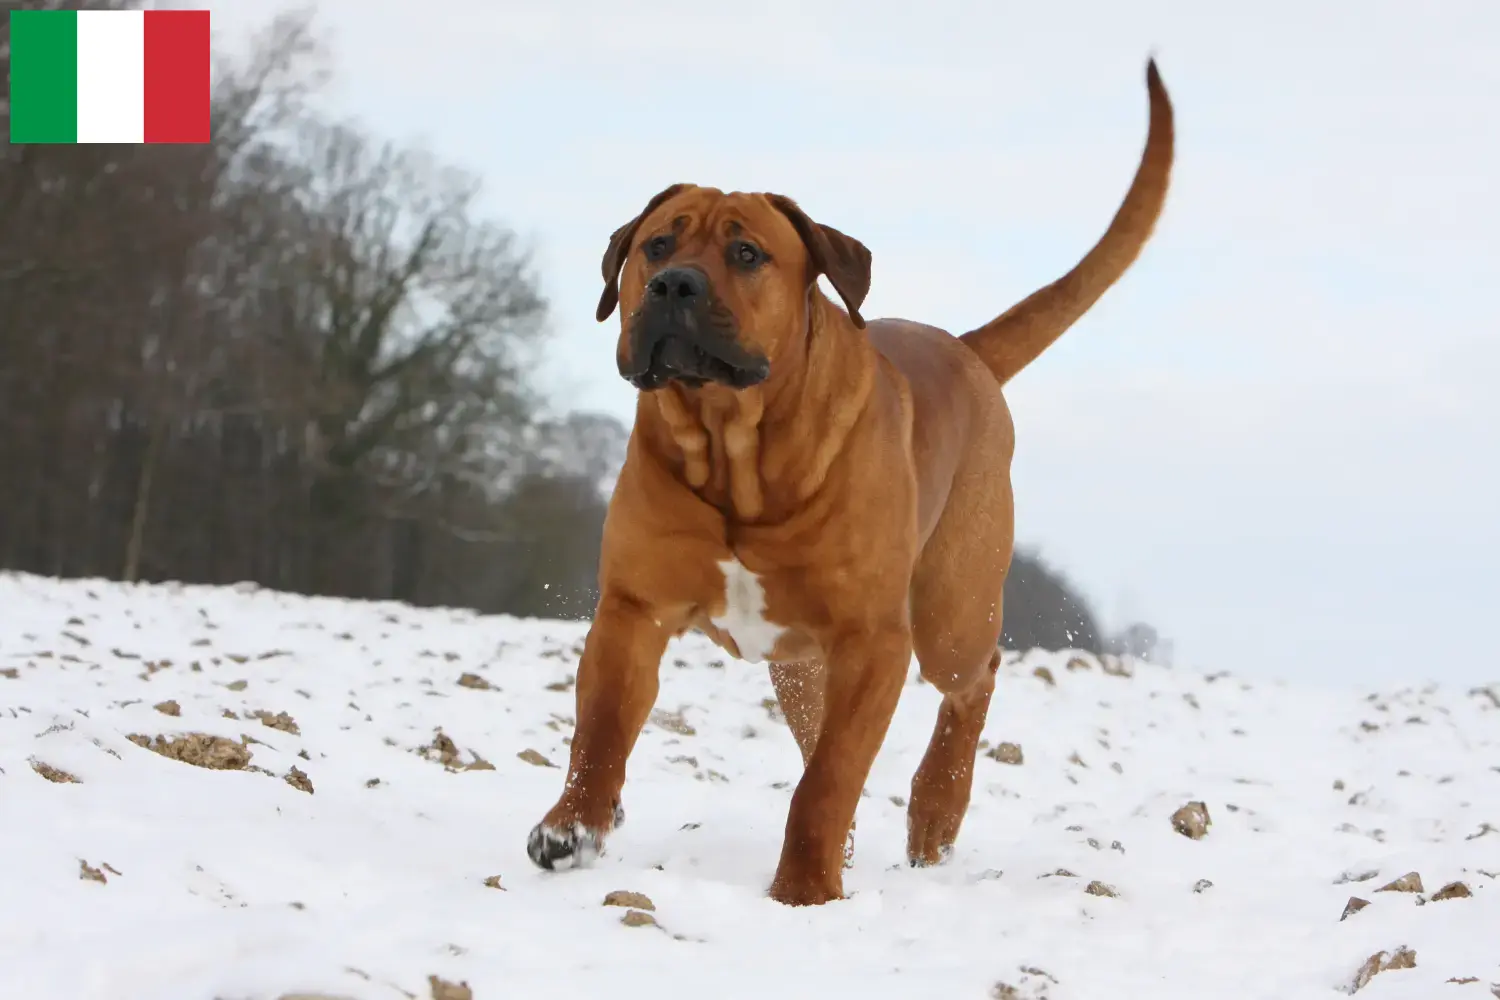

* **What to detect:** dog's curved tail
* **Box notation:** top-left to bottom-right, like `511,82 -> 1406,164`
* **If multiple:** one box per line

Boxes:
960,58 -> 1175,387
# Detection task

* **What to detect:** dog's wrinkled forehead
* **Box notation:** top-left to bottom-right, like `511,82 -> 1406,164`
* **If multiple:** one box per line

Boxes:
637,188 -> 803,257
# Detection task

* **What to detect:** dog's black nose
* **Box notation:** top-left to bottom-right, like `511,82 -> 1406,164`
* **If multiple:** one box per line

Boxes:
647,267 -> 707,304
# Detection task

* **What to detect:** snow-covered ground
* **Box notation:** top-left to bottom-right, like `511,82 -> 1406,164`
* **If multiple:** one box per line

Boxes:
1,571 -> 1496,1000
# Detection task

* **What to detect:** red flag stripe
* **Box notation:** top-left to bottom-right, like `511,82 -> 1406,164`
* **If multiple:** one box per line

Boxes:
143,10 -> 210,144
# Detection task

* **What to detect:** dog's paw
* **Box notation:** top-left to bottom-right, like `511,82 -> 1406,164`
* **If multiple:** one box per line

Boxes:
527,821 -> 605,871
906,793 -> 961,867
769,871 -> 845,907
906,842 -> 954,868
527,798 -> 624,872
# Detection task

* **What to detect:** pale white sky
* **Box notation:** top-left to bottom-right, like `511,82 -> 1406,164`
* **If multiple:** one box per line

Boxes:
208,0 -> 1499,686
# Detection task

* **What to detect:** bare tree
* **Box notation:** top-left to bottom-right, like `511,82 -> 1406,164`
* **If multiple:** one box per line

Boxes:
0,5 -> 622,618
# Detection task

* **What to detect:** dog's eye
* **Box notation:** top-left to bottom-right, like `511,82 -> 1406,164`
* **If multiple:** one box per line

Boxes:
645,235 -> 674,262
731,241 -> 765,268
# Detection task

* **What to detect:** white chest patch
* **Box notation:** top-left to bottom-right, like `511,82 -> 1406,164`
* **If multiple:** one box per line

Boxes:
709,558 -> 784,663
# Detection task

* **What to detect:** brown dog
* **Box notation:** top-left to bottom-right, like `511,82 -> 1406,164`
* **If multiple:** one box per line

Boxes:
527,59 -> 1174,906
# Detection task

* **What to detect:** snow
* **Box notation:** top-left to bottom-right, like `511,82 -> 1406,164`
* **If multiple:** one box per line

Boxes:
1,570 -> 1496,1000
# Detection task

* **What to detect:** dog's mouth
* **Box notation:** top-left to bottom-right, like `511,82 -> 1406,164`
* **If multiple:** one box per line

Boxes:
623,326 -> 771,392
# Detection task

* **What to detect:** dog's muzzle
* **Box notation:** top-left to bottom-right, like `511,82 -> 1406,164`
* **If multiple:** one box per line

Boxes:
618,267 -> 771,391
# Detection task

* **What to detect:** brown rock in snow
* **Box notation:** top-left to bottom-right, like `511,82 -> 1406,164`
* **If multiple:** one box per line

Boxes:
1171,801 -> 1212,840
986,742 -> 1024,765
1349,947 -> 1416,994
516,749 -> 556,768
427,975 -> 472,1000
603,890 -> 655,911
127,733 -> 252,770
620,909 -> 658,928
1375,872 -> 1424,894
1431,881 -> 1472,901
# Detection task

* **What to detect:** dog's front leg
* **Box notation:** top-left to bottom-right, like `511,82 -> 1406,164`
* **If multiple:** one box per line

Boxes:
769,625 -> 911,905
527,591 -> 671,871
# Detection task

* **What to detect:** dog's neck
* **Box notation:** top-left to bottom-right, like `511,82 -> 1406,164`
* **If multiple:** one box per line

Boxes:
643,290 -> 876,523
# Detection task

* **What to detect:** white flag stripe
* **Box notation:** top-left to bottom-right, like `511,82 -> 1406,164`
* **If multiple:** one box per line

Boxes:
76,10 -> 145,144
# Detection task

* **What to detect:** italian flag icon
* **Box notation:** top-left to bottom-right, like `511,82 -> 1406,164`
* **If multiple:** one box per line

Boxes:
9,8 -> 211,144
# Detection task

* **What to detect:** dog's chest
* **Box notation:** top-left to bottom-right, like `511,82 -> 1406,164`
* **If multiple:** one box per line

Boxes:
707,558 -> 786,663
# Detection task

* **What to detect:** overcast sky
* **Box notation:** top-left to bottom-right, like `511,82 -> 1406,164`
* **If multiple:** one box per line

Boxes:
207,0 -> 1499,687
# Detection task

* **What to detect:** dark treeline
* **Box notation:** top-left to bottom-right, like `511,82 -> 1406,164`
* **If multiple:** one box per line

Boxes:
1001,549 -> 1168,662
0,3 -> 622,619
0,2 -> 1164,657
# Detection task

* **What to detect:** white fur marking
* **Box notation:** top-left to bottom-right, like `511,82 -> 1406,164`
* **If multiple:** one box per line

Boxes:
710,559 -> 784,663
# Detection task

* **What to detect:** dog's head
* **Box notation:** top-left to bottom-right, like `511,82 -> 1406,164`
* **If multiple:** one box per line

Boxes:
596,183 -> 872,392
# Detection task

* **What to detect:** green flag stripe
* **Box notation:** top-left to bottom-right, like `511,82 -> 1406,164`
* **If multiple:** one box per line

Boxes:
9,10 -> 80,144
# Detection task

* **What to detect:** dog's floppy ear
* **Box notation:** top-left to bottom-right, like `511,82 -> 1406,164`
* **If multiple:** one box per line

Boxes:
766,193 -> 872,329
596,183 -> 690,322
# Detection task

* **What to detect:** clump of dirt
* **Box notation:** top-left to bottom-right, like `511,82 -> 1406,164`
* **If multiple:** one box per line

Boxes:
1066,656 -> 1093,672
986,742 -> 1024,765
483,875 -> 505,890
1375,872 -> 1423,894
31,760 -> 79,783
1032,666 -> 1056,687
79,860 -> 107,884
1193,879 -> 1214,894
417,729 -> 493,772
422,730 -> 463,767
427,975 -> 472,1000
620,909 -> 658,928
225,679 -> 248,691
456,673 -> 493,690
1084,880 -> 1118,898
603,890 -> 655,911
0,667 -> 19,679
650,708 -> 696,736
1349,946 -> 1416,993
153,700 -> 181,717
127,732 -> 252,770
1431,881 -> 1472,901
1100,657 -> 1134,678
284,767 -> 314,794
253,709 -> 301,735
517,749 -> 556,768
1171,801 -> 1212,840
1341,897 -> 1370,921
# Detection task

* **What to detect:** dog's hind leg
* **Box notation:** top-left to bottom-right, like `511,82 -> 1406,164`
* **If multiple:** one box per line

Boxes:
769,660 -> 825,763
905,427 -> 1014,867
